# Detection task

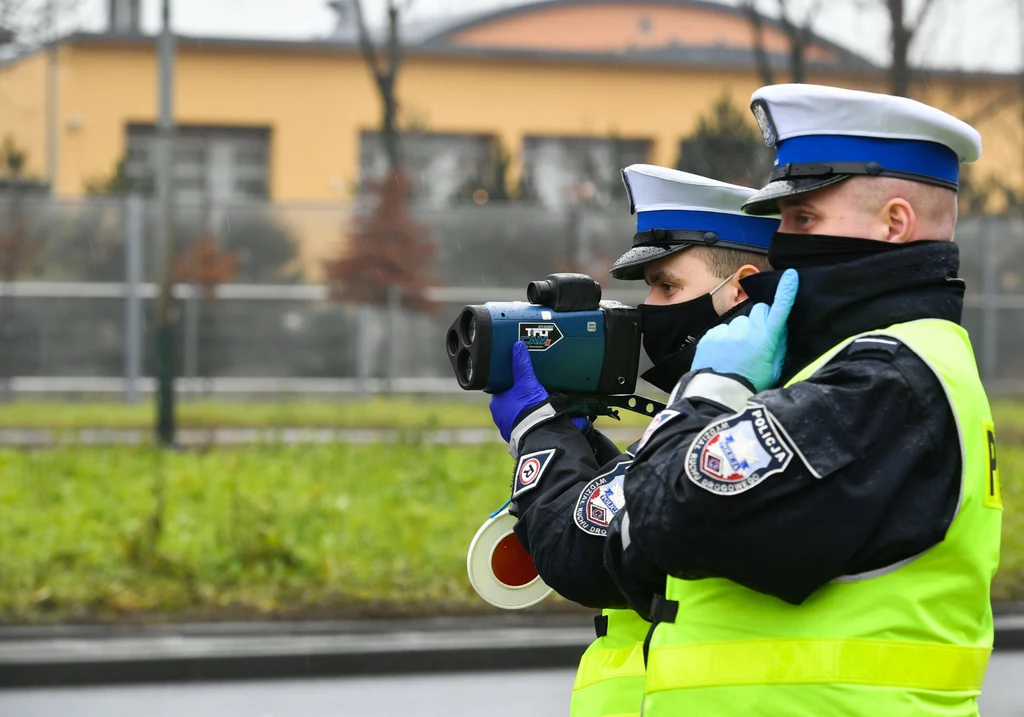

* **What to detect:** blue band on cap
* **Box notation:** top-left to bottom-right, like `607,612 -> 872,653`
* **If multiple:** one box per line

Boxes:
636,209 -> 776,251
775,135 -> 960,185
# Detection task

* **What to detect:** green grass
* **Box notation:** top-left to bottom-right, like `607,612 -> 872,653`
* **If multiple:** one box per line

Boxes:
993,401 -> 1024,442
0,443 -> 533,623
0,398 -> 1019,434
0,398 -> 491,430
993,444 -> 1024,601
0,398 -> 655,431
0,439 -> 1020,624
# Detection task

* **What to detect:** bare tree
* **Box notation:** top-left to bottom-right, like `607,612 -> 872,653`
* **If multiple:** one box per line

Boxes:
882,0 -> 942,97
352,0 -> 413,173
776,0 -> 826,83
742,0 -> 775,86
743,0 -> 825,86
330,1 -> 442,394
0,0 -> 79,51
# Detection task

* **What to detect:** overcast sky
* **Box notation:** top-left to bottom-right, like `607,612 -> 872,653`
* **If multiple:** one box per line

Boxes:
69,0 -> 1024,73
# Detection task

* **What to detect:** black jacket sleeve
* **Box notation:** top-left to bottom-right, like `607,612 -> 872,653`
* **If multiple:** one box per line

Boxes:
508,413 -> 664,610
606,339 -> 961,606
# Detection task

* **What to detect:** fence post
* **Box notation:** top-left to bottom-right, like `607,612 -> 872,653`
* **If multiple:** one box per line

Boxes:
184,283 -> 199,393
357,304 -> 372,397
981,217 -> 999,384
124,194 -> 143,404
386,284 -> 401,395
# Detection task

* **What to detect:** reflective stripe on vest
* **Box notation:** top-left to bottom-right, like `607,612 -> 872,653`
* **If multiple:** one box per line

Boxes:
645,638 -> 990,693
643,319 -> 1001,716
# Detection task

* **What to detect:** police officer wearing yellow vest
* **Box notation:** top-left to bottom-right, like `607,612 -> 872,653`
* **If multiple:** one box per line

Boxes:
488,166 -> 778,717
603,84 -> 1003,717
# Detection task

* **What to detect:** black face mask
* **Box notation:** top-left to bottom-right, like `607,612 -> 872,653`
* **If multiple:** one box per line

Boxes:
640,299 -> 751,393
638,273 -> 738,393
768,232 -> 905,270
639,293 -> 720,367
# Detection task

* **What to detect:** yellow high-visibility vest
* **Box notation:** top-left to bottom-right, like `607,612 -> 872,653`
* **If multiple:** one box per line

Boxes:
571,608 -> 649,717
643,319 -> 1002,717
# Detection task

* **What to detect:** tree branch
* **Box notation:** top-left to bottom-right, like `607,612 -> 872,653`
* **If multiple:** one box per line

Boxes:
776,0 -> 806,83
742,0 -> 774,86
775,0 -> 793,26
386,0 -> 402,83
804,0 -> 827,27
352,0 -> 382,81
911,0 -> 941,34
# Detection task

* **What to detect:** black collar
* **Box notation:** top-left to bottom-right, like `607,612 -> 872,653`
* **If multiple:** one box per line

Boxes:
740,241 -> 964,383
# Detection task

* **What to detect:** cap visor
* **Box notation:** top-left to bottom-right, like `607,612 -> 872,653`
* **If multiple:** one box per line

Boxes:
742,175 -> 851,216
609,244 -> 692,281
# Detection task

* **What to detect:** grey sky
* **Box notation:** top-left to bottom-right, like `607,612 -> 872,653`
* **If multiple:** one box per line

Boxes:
71,0 -> 1024,73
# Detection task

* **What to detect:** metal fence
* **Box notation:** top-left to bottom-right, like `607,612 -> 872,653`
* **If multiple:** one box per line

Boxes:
0,194 -> 1021,399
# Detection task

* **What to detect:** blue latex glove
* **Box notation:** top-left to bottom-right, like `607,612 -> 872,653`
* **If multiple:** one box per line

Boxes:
691,269 -> 799,392
489,341 -> 588,442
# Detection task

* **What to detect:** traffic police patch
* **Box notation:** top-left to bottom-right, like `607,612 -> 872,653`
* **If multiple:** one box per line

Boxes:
685,405 -> 793,495
512,448 -> 557,499
638,409 -> 681,451
574,461 -> 629,536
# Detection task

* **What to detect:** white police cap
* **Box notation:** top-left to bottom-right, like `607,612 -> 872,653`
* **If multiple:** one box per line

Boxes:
745,84 -> 983,215
610,164 -> 779,281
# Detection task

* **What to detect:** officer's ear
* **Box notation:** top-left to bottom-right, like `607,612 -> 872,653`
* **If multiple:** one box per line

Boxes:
881,197 -> 916,243
731,264 -> 761,303
715,264 -> 759,312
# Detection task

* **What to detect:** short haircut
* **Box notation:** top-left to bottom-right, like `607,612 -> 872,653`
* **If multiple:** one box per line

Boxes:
688,245 -> 772,278
847,176 -> 957,240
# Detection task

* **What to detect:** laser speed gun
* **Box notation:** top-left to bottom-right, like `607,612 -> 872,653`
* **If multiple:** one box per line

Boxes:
445,273 -> 665,421
452,273 -> 667,610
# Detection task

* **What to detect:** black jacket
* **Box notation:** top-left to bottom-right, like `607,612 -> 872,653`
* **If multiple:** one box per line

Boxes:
504,305 -> 768,610
509,416 -> 640,609
605,241 -> 965,615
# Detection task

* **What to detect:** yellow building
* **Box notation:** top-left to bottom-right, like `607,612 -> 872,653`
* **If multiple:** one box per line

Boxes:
0,0 -> 1019,205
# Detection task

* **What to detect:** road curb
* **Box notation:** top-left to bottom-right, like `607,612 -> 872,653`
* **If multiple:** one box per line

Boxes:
994,613 -> 1024,650
1,613 -> 1021,688
0,623 -> 593,688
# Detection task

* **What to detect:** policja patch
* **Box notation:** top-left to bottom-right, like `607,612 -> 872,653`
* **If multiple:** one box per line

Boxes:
512,448 -> 557,499
574,460 -> 629,536
685,405 -> 793,495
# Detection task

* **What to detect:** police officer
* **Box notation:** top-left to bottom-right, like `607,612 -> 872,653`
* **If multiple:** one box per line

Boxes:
489,165 -> 778,717
605,85 -> 1002,717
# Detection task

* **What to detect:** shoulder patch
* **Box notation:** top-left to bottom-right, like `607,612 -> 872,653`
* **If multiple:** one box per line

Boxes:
638,409 -> 681,451
684,404 -> 794,496
573,460 -> 630,536
512,448 -> 557,499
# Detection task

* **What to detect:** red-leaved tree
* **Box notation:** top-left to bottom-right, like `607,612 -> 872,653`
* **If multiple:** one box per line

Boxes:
323,172 -> 440,314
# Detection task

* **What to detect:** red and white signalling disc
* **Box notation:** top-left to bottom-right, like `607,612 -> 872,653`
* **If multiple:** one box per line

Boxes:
466,509 -> 552,610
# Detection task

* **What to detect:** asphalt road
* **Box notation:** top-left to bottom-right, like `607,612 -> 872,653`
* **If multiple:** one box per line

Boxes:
0,670 -> 573,717
1,656 -> 1023,717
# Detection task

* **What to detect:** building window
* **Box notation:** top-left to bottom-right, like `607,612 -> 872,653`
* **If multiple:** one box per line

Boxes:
125,125 -> 271,203
521,136 -> 650,210
359,131 -> 495,208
